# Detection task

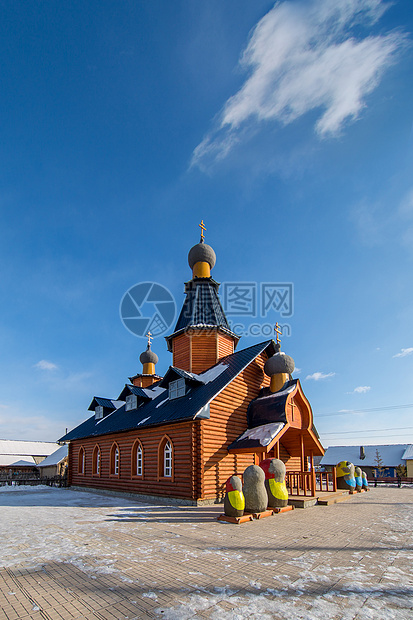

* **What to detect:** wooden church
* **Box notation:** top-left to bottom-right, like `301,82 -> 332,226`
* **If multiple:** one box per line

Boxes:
60,227 -> 325,504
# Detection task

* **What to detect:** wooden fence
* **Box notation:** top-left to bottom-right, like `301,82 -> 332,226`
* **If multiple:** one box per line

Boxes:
0,475 -> 67,488
367,476 -> 413,487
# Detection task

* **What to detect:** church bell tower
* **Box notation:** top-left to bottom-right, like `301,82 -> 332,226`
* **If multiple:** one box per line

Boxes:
165,222 -> 239,374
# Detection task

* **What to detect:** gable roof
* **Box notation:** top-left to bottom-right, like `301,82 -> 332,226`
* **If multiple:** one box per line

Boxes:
402,445 -> 413,460
0,440 -> 58,458
8,459 -> 37,467
38,445 -> 68,467
88,397 -> 118,411
320,444 -> 410,467
59,340 -> 276,443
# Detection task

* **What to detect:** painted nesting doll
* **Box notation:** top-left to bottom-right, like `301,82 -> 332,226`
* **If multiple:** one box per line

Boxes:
362,470 -> 369,491
259,458 -> 289,508
224,475 -> 245,518
243,464 -> 267,513
354,466 -> 363,491
336,461 -> 356,491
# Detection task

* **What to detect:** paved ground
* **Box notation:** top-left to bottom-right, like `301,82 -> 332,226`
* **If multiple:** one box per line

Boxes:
0,486 -> 412,619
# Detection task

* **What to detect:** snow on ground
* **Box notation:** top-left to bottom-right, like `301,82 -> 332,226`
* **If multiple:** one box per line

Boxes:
0,486 -> 412,619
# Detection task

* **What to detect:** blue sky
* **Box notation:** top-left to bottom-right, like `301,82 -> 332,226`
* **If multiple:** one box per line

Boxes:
0,0 -> 412,447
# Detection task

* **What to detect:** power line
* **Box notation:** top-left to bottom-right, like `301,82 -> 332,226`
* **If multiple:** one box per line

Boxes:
323,433 -> 413,440
316,404 -> 413,417
321,426 -> 413,436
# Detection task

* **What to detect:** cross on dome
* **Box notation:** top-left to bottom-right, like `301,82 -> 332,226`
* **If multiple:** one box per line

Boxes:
274,322 -> 282,346
199,219 -> 206,242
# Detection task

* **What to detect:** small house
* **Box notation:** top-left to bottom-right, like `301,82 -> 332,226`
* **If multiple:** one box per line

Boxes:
320,444 -> 410,477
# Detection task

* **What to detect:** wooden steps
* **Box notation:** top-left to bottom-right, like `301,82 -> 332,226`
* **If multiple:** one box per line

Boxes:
316,491 -> 351,506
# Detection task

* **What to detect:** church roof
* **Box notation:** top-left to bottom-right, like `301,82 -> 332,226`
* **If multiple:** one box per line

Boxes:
59,340 -> 276,442
246,381 -> 298,429
227,382 -> 297,451
166,278 -> 238,348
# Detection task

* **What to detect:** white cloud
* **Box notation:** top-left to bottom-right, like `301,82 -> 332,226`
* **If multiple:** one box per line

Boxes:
192,0 -> 405,168
393,348 -> 413,358
352,386 -> 371,393
34,360 -> 58,371
294,367 -> 301,374
305,371 -> 335,381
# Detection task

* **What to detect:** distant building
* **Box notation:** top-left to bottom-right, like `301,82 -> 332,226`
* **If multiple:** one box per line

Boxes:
320,444 -> 411,477
0,439 -> 59,480
0,439 -> 59,470
37,445 -> 68,478
402,445 -> 413,477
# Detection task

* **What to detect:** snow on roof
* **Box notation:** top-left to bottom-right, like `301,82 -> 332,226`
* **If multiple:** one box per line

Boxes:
37,445 -> 68,467
9,459 -> 37,467
0,440 -> 58,457
402,445 -> 413,460
237,422 -> 285,447
0,455 -> 37,466
320,444 -> 410,467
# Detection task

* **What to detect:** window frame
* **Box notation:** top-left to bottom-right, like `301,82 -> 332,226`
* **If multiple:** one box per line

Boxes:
78,446 -> 85,475
131,440 -> 144,478
110,443 -> 120,477
169,378 -> 186,400
158,435 -> 174,481
125,394 -> 138,411
95,406 -> 104,420
92,445 -> 101,476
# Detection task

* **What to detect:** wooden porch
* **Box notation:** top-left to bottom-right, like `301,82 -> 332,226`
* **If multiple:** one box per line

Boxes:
286,467 -> 337,498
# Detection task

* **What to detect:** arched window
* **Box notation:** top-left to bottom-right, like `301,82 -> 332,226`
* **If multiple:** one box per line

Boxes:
78,447 -> 85,474
158,436 -> 173,479
164,441 -> 172,477
92,445 -> 101,475
131,440 -> 143,477
110,443 -> 120,476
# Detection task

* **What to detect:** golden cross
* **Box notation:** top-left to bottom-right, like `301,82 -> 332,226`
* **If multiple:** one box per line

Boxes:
199,219 -> 206,241
274,322 -> 282,345
146,331 -> 153,346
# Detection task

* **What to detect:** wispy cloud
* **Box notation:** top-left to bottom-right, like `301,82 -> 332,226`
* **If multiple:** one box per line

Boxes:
393,348 -> 413,358
34,360 -> 58,371
306,371 -> 335,381
191,0 -> 405,169
350,385 -> 371,393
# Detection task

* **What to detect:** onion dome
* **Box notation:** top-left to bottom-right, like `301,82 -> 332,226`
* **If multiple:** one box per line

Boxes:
139,344 -> 158,366
264,351 -> 295,377
188,239 -> 216,271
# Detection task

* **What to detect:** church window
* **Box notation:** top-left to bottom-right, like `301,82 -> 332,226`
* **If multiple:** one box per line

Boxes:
169,378 -> 185,399
164,441 -> 172,477
125,394 -> 138,411
131,440 -> 143,477
110,443 -> 120,475
78,447 -> 85,474
93,445 -> 101,475
95,406 -> 103,420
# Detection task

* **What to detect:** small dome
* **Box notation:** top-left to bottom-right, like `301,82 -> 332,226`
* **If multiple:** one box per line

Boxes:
140,345 -> 158,365
188,241 -> 216,270
264,352 -> 295,377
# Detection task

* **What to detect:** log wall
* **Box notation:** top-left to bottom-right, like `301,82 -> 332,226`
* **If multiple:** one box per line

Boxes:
69,421 -> 194,500
201,351 -> 270,499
